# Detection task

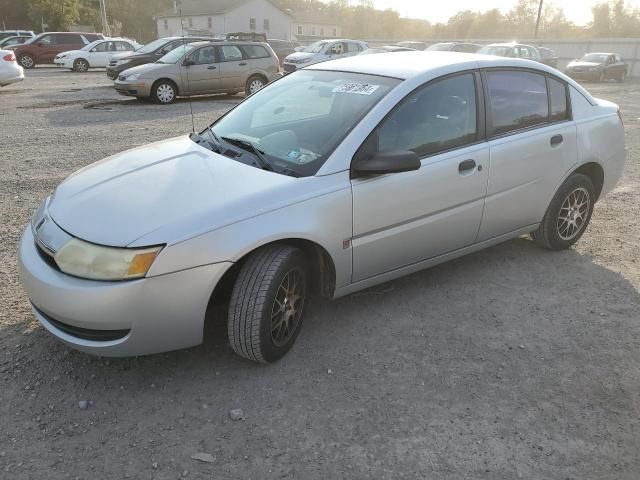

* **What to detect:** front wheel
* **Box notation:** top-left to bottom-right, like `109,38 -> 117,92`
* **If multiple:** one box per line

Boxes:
73,58 -> 89,73
531,173 -> 595,250
245,75 -> 266,96
228,245 -> 308,363
152,80 -> 177,104
19,54 -> 35,69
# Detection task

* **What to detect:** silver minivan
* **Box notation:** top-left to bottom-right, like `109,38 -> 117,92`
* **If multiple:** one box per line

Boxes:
115,41 -> 281,103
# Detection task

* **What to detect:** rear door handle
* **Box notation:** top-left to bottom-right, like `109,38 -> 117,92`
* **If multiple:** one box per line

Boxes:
458,159 -> 476,173
551,134 -> 563,147
207,65 -> 216,70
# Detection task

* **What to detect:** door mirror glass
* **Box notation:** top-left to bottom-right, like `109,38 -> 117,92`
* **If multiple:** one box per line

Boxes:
183,58 -> 195,66
352,150 -> 421,177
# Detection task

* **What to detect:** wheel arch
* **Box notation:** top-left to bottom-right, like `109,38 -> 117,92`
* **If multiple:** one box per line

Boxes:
573,161 -> 604,200
209,237 -> 337,308
152,77 -> 180,96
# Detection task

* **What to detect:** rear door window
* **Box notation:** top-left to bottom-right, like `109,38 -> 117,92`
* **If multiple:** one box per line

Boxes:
219,45 -> 244,62
486,70 -> 549,135
57,34 -> 82,44
241,45 -> 270,59
547,77 -> 569,122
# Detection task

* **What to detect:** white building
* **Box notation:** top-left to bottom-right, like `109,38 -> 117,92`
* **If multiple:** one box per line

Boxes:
291,11 -> 341,40
156,0 -> 292,40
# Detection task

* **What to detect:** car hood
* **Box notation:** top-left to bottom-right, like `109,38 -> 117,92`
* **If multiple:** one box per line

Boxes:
48,136 -> 303,247
119,62 -> 173,77
567,61 -> 601,68
110,52 -> 131,61
285,51 -> 317,62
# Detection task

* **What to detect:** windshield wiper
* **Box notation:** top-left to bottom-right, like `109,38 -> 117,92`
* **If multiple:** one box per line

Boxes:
221,136 -> 274,172
189,132 -> 220,153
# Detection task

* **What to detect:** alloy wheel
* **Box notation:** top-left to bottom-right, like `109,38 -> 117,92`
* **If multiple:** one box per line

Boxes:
20,55 -> 34,68
270,267 -> 305,347
249,79 -> 264,94
156,83 -> 175,103
76,60 -> 88,72
557,187 -> 590,241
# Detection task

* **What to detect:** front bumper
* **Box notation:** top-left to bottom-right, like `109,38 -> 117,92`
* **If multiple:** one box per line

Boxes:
114,79 -> 151,97
565,69 -> 602,81
19,226 -> 232,357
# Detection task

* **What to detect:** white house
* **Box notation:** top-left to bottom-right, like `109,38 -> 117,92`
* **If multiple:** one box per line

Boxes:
291,11 -> 341,40
156,0 -> 292,40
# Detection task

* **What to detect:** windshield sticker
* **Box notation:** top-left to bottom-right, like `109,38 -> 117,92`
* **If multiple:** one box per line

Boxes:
287,150 -> 301,160
333,82 -> 380,95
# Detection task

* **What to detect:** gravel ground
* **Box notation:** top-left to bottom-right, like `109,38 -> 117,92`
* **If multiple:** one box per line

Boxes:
1,68 -> 639,480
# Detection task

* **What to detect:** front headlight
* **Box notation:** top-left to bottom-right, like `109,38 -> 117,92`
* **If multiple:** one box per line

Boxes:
54,238 -> 162,281
125,73 -> 141,81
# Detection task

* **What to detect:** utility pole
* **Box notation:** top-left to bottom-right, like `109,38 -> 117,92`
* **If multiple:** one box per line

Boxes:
534,0 -> 544,39
99,0 -> 111,36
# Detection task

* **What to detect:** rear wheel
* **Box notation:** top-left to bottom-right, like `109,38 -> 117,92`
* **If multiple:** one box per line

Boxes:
152,80 -> 177,104
227,245 -> 308,364
19,54 -> 35,69
531,173 -> 595,250
245,75 -> 266,96
73,58 -> 89,73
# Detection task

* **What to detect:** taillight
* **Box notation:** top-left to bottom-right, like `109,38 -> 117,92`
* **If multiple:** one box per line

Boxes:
3,53 -> 16,62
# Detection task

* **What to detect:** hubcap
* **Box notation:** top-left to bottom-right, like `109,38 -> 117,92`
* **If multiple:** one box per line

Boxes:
249,79 -> 264,94
21,56 -> 33,68
557,187 -> 590,241
157,84 -> 175,103
270,268 -> 305,347
78,61 -> 87,72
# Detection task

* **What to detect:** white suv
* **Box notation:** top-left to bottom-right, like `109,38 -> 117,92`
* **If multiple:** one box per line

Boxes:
283,39 -> 368,73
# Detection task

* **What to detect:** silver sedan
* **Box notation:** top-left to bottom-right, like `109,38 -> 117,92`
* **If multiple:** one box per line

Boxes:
19,52 -> 625,363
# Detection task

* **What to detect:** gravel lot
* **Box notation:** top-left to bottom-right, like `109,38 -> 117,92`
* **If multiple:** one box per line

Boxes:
1,67 -> 639,480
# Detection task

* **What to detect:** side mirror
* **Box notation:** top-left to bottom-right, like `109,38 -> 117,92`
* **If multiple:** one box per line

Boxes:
183,58 -> 195,66
352,150 -> 421,178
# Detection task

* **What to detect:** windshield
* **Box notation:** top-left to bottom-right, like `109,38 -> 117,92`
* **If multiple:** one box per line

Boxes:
137,38 -> 171,54
81,40 -> 103,51
426,43 -> 453,51
157,44 -> 195,63
208,70 -> 400,177
581,53 -> 608,63
478,45 -> 511,56
303,41 -> 327,53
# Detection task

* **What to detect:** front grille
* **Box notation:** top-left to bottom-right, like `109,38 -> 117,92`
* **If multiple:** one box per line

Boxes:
35,242 -> 60,271
33,305 -> 130,342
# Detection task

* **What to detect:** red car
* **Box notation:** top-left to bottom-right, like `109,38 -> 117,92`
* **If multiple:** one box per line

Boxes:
14,32 -> 104,69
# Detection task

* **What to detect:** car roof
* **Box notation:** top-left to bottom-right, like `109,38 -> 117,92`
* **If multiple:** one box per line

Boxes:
485,42 -> 537,48
585,52 -> 616,55
184,40 -> 267,47
307,51 -> 588,86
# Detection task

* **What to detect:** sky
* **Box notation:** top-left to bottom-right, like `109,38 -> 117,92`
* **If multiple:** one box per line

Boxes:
366,0 -> 640,25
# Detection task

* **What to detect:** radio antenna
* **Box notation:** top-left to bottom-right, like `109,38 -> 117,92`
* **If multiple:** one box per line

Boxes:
179,9 -> 196,133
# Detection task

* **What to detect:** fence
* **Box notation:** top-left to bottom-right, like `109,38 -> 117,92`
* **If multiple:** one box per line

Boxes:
363,38 -> 640,77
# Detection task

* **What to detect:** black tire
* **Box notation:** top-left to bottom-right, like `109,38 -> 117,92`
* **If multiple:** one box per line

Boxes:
73,58 -> 89,73
152,79 -> 177,104
19,54 -> 35,69
228,245 -> 308,364
531,173 -> 596,250
245,75 -> 266,96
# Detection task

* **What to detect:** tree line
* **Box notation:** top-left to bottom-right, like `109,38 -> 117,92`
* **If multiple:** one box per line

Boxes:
1,0 -> 640,42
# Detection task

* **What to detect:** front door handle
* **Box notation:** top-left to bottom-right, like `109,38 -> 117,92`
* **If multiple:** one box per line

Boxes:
458,159 -> 476,173
551,134 -> 563,147
239,62 -> 247,66
207,65 -> 216,70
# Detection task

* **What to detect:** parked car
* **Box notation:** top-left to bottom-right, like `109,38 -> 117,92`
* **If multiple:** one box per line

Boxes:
54,38 -> 141,72
0,50 -> 24,86
396,41 -> 427,50
537,47 -> 559,68
282,39 -> 368,73
0,30 -> 34,41
115,41 -> 280,103
565,53 -> 627,83
0,35 -> 32,50
359,45 -> 416,55
14,32 -> 104,69
105,36 -> 215,80
19,52 -> 625,363
426,42 -> 483,53
478,42 -> 541,62
268,38 -> 302,65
